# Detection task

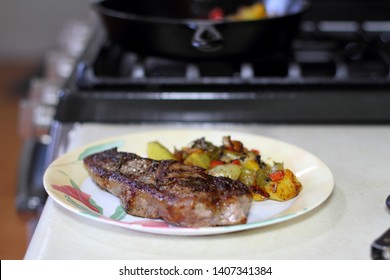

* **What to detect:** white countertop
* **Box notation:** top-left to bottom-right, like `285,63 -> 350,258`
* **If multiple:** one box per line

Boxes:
24,123 -> 390,259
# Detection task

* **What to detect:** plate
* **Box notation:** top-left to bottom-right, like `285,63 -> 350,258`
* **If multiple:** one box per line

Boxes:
43,129 -> 334,235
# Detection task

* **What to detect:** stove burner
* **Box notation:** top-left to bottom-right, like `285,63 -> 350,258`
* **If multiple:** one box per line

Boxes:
75,19 -> 390,90
57,16 -> 390,124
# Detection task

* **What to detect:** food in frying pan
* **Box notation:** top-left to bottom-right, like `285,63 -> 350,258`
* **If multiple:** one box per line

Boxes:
148,136 -> 302,202
93,0 -> 308,58
208,2 -> 267,21
83,148 -> 252,227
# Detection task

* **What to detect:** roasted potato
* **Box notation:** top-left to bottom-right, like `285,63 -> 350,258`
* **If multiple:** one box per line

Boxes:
260,169 -> 302,201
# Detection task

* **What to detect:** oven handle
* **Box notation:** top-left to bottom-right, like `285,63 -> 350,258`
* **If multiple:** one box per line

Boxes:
16,138 -> 48,212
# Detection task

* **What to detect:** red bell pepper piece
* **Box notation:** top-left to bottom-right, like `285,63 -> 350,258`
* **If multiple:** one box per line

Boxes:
269,170 -> 285,182
210,160 -> 224,168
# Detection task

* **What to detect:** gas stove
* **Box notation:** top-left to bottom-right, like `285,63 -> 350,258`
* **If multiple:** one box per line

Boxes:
18,2 -> 390,256
54,0 -> 390,124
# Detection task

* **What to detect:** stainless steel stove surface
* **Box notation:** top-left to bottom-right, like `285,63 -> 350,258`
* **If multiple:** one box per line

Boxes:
54,0 -> 390,124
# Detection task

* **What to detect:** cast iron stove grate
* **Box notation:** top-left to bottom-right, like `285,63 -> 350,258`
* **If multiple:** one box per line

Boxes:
56,16 -> 390,123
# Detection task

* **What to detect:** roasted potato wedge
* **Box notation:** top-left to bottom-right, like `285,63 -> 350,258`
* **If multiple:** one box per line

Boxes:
261,169 -> 302,201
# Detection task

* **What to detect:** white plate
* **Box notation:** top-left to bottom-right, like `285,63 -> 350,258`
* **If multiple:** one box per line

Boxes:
43,129 -> 334,236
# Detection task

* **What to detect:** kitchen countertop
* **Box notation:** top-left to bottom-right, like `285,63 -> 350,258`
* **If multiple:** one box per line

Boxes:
24,123 -> 390,259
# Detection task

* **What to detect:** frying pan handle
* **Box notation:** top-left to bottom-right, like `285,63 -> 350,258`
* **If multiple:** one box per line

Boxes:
191,24 -> 224,52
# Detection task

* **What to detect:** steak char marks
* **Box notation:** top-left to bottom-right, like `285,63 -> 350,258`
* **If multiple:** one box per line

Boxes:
83,148 -> 252,227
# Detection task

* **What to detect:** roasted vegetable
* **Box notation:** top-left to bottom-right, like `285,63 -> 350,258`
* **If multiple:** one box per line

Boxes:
183,152 -> 211,169
174,137 -> 221,163
239,168 -> 257,188
260,169 -> 302,201
147,141 -> 175,160
208,163 -> 242,180
147,136 -> 302,202
228,2 -> 267,21
209,2 -> 267,22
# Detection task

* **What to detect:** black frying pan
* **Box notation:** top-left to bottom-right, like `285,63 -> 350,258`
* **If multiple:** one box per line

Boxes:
92,0 -> 310,59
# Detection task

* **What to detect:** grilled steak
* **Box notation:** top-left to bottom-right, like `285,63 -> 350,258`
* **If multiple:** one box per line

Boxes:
83,148 -> 252,227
